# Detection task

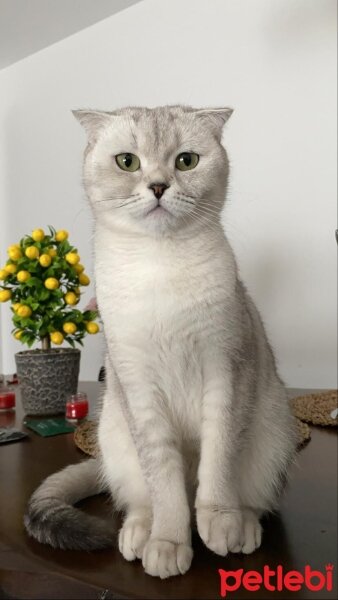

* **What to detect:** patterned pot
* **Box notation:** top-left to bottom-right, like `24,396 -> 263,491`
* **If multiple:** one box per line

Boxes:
15,348 -> 80,416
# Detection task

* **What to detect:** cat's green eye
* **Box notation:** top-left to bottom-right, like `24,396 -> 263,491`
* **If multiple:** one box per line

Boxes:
115,153 -> 140,172
175,152 -> 199,171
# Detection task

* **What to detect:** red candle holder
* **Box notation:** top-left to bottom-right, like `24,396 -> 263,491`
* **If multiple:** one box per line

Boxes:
0,388 -> 16,411
65,392 -> 88,421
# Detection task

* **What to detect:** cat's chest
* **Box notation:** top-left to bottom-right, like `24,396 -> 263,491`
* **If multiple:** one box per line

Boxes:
96,245 -> 224,340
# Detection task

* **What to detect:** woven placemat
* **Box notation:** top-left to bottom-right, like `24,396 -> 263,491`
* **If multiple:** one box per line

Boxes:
290,390 -> 338,427
295,419 -> 311,447
74,415 -> 312,458
74,420 -> 99,458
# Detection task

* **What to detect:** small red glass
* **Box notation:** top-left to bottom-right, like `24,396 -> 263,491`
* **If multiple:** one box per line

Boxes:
0,388 -> 16,411
65,392 -> 88,421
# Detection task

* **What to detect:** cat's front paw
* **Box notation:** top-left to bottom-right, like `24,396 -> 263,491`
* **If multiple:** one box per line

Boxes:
240,508 -> 262,554
142,539 -> 193,578
197,506 -> 243,556
119,516 -> 151,561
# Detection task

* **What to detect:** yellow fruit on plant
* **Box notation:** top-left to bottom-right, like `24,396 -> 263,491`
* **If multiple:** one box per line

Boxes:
12,303 -> 22,312
55,230 -> 68,242
31,228 -> 45,242
65,252 -> 80,265
0,289 -> 11,302
50,331 -> 64,345
74,263 -> 84,274
63,322 -> 77,334
86,321 -> 99,334
44,277 -> 59,290
39,254 -> 52,267
17,305 -> 32,318
8,247 -> 22,261
25,246 -> 39,260
79,273 -> 90,286
74,287 -> 81,295
0,269 -> 8,280
17,270 -> 31,283
14,330 -> 24,340
4,263 -> 17,274
48,247 -> 57,257
64,291 -> 77,305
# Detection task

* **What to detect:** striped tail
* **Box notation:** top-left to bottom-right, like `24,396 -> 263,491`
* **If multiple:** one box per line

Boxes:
24,458 -> 115,550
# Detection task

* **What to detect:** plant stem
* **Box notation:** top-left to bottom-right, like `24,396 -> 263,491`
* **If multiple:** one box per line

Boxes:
41,335 -> 51,351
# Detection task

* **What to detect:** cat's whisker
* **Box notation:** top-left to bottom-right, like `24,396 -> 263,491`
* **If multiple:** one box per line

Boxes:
98,196 -> 143,209
177,192 -> 198,200
191,202 -> 221,219
193,204 -> 223,220
174,203 -> 220,234
173,195 -> 195,207
96,193 -> 141,204
167,198 -> 221,233
189,207 -> 222,234
194,203 -> 221,214
191,216 -> 220,236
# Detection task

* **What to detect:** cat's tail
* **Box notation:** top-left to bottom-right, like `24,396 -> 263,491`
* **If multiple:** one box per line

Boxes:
24,458 -> 115,550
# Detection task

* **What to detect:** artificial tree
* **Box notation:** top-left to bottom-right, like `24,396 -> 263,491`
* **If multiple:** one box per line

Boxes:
0,226 -> 100,415
0,226 -> 99,350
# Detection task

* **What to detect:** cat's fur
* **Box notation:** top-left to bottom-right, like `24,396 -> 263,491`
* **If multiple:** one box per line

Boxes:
25,105 -> 297,578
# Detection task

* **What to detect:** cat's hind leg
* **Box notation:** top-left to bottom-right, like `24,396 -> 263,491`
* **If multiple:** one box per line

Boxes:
235,382 -> 297,554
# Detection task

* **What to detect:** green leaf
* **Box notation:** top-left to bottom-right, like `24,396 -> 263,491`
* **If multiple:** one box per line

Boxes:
16,257 -> 28,267
25,277 -> 42,288
82,310 -> 98,321
38,288 -> 50,301
57,240 -> 71,255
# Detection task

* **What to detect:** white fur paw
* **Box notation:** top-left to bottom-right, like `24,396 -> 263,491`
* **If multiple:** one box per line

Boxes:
118,517 -> 151,561
241,509 -> 262,554
197,507 -> 243,556
142,539 -> 193,579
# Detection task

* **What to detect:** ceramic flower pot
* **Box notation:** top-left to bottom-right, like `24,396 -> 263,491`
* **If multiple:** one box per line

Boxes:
15,348 -> 80,416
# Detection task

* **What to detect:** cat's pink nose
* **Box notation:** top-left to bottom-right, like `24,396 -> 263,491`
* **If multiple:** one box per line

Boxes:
149,182 -> 169,200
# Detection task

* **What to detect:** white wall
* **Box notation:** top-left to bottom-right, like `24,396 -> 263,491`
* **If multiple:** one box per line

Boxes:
0,0 -> 336,387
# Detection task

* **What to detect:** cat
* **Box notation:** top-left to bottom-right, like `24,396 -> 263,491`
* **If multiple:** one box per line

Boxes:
24,105 -> 297,579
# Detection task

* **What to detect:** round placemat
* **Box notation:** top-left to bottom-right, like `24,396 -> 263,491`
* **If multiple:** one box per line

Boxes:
74,416 -> 311,458
295,419 -> 311,447
74,420 -> 99,458
290,390 -> 338,427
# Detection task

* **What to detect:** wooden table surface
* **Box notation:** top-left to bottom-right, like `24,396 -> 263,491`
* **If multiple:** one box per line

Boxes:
0,383 -> 337,599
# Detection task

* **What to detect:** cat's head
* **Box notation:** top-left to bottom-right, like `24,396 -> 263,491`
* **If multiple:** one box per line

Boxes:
73,105 -> 233,236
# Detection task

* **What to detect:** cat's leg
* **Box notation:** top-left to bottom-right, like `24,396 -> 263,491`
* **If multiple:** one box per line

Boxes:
231,508 -> 263,554
118,507 -> 152,561
138,407 -> 193,578
112,374 -> 192,578
196,355 -> 244,556
98,370 -> 152,562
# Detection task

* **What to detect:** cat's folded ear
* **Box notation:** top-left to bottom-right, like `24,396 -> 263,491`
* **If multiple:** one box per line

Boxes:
192,107 -> 234,140
72,109 -> 112,139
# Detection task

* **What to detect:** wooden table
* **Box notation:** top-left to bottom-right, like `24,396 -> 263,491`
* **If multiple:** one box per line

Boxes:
0,383 -> 337,599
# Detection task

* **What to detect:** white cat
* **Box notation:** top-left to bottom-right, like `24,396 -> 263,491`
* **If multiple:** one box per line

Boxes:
25,105 -> 297,579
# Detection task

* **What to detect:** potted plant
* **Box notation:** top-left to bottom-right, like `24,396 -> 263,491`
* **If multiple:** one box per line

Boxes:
0,226 -> 100,415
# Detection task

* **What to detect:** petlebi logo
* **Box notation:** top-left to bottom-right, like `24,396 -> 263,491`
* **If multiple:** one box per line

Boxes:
218,564 -> 334,597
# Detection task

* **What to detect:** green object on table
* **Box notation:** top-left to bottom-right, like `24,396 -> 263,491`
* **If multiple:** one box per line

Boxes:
24,417 -> 76,437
